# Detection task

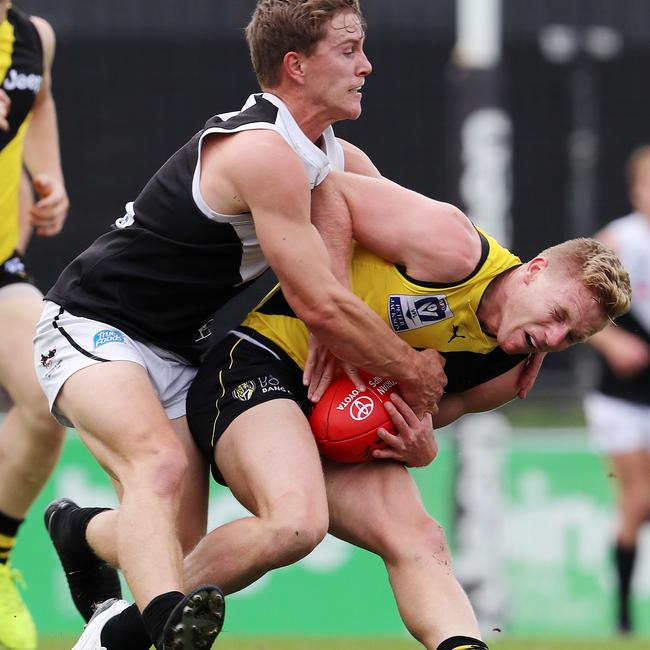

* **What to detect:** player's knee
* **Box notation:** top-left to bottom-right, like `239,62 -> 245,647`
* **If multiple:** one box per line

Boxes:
126,441 -> 189,500
14,397 -> 65,441
267,511 -> 329,567
150,449 -> 189,499
419,517 -> 450,553
626,494 -> 650,529
381,515 -> 449,563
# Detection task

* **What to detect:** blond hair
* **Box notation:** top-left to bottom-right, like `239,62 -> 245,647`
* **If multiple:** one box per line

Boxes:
246,0 -> 365,89
540,238 -> 631,321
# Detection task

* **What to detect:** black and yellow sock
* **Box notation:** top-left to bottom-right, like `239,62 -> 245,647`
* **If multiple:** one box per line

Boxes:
437,636 -> 489,650
0,511 -> 24,564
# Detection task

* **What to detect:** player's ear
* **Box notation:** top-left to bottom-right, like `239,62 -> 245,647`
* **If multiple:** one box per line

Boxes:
283,51 -> 305,84
523,256 -> 548,284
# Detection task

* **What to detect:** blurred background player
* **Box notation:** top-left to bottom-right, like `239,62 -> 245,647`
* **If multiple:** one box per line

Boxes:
0,1 -> 69,648
584,144 -> 650,634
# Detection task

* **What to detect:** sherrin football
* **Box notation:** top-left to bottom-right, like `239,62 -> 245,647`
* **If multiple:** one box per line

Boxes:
309,373 -> 400,463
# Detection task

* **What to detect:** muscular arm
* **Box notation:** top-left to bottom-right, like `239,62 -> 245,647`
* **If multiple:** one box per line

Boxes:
309,139 -> 381,287
302,139 -> 379,391
313,170 -> 482,284
22,16 -> 69,236
201,131 -> 445,416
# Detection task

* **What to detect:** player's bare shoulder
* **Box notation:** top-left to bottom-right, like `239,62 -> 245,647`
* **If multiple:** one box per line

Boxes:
28,15 -> 55,98
200,129 -> 308,215
29,15 -> 56,69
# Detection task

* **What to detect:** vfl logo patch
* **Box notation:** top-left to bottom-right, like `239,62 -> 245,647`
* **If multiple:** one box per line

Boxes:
233,381 -> 256,401
93,329 -> 126,349
388,294 -> 453,332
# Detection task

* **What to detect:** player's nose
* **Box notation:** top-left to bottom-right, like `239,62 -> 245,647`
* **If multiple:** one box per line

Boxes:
358,50 -> 372,76
546,323 -> 569,350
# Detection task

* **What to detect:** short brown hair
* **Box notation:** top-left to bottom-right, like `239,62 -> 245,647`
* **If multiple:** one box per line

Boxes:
541,238 -> 631,321
246,0 -> 365,88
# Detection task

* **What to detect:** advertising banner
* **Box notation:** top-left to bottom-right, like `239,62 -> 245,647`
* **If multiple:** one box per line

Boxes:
13,429 -> 650,637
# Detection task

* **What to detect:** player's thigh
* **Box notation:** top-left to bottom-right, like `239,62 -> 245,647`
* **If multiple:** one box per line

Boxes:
217,398 -> 327,518
57,360 -> 184,478
170,415 -> 209,551
609,449 -> 650,506
0,285 -> 48,404
324,459 -> 429,553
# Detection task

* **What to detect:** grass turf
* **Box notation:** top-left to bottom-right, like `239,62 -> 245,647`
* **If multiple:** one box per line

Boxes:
37,636 -> 650,650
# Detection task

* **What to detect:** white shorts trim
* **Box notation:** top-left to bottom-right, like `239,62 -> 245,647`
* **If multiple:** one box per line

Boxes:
584,392 -> 650,455
34,301 -> 197,427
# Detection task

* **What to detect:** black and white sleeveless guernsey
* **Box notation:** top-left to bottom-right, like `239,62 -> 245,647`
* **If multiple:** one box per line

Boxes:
46,93 -> 344,364
595,212 -> 650,405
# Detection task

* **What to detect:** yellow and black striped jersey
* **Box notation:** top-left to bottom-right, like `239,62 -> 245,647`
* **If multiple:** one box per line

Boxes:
0,6 -> 43,261
240,227 -> 527,394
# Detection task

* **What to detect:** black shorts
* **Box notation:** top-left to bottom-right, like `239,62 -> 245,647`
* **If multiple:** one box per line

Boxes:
0,251 -> 33,289
187,326 -> 311,485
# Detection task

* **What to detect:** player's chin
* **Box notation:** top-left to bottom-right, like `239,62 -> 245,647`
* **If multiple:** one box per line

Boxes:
500,338 -> 526,355
343,95 -> 363,119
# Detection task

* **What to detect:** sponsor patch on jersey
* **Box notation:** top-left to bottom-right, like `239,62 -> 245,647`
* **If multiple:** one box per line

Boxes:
93,329 -> 126,349
233,380 -> 256,402
388,294 -> 453,332
2,69 -> 42,93
3,256 -> 26,276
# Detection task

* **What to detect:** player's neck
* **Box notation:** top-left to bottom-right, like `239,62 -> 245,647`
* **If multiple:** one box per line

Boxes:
265,87 -> 332,143
477,267 -> 518,337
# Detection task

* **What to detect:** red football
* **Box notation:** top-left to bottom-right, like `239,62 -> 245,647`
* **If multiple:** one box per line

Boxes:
309,373 -> 400,463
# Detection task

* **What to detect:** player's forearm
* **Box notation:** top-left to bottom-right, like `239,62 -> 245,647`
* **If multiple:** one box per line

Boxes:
310,178 -> 354,288
17,169 -> 34,252
433,367 -> 521,428
299,288 -> 420,380
23,94 -> 65,183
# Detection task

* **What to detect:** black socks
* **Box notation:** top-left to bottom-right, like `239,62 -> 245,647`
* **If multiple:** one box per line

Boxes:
614,542 -> 636,633
437,636 -> 489,650
100,592 -> 184,650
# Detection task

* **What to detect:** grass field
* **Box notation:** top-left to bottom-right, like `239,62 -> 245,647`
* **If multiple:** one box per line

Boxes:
36,636 -> 650,650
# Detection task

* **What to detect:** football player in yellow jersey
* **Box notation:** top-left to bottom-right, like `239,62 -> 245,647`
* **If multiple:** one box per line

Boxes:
0,2 -> 68,648
54,170 -> 631,650
181,173 -> 630,650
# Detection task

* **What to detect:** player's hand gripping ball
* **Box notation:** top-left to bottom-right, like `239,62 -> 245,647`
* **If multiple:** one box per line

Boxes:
309,373 -> 400,463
